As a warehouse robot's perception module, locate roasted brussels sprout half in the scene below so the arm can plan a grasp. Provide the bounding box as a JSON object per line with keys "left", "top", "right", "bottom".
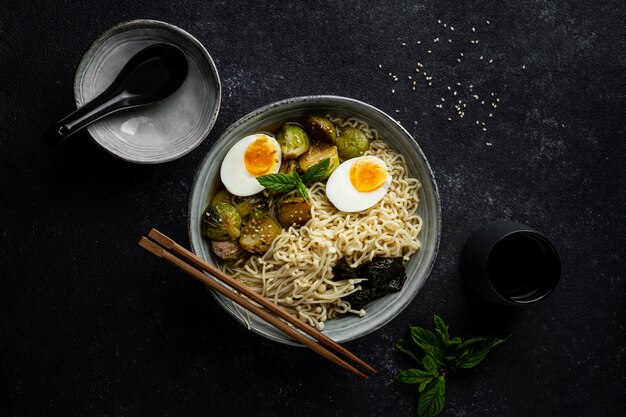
{"left": 201, "top": 201, "right": 242, "bottom": 241}
{"left": 304, "top": 116, "right": 337, "bottom": 145}
{"left": 278, "top": 159, "right": 299, "bottom": 175}
{"left": 239, "top": 212, "right": 282, "bottom": 254}
{"left": 232, "top": 194, "right": 268, "bottom": 218}
{"left": 276, "top": 196, "right": 312, "bottom": 228}
{"left": 336, "top": 127, "right": 370, "bottom": 160}
{"left": 297, "top": 143, "right": 340, "bottom": 180}
{"left": 210, "top": 189, "right": 233, "bottom": 206}
{"left": 211, "top": 239, "right": 246, "bottom": 262}
{"left": 276, "top": 123, "right": 310, "bottom": 159}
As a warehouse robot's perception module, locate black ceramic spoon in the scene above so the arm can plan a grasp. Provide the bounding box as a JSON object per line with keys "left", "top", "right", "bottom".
{"left": 45, "top": 43, "right": 189, "bottom": 145}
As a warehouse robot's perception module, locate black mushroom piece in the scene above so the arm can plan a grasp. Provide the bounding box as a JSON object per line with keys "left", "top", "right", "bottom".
{"left": 304, "top": 116, "right": 337, "bottom": 145}
{"left": 276, "top": 196, "right": 312, "bottom": 228}
{"left": 211, "top": 239, "right": 246, "bottom": 262}
{"left": 201, "top": 191, "right": 242, "bottom": 241}
{"left": 334, "top": 257, "right": 407, "bottom": 310}
{"left": 276, "top": 123, "right": 311, "bottom": 159}
{"left": 297, "top": 142, "right": 340, "bottom": 180}
{"left": 239, "top": 211, "right": 282, "bottom": 254}
{"left": 336, "top": 127, "right": 370, "bottom": 160}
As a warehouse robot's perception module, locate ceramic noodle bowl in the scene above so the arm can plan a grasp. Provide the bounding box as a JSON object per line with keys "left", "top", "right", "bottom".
{"left": 189, "top": 96, "right": 441, "bottom": 345}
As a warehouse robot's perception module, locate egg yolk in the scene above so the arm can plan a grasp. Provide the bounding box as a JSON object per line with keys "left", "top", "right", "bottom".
{"left": 349, "top": 158, "right": 388, "bottom": 192}
{"left": 244, "top": 136, "right": 277, "bottom": 176}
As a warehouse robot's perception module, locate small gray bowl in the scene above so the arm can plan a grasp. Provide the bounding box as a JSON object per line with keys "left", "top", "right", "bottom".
{"left": 74, "top": 19, "right": 221, "bottom": 163}
{"left": 189, "top": 96, "right": 441, "bottom": 345}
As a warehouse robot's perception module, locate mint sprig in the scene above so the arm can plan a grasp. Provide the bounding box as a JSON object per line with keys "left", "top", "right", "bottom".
{"left": 257, "top": 158, "right": 330, "bottom": 200}
{"left": 396, "top": 315, "right": 509, "bottom": 417}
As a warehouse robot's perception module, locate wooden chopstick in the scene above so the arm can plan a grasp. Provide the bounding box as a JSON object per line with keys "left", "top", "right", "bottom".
{"left": 139, "top": 229, "right": 376, "bottom": 378}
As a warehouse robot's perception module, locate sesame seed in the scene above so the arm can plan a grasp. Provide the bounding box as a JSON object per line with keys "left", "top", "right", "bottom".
{"left": 482, "top": 127, "right": 487, "bottom": 131}
{"left": 480, "top": 56, "right": 484, "bottom": 60}
{"left": 489, "top": 59, "right": 493, "bottom": 63}
{"left": 447, "top": 86, "right": 451, "bottom": 90}
{"left": 450, "top": 26, "right": 454, "bottom": 31}
{"left": 448, "top": 117, "right": 452, "bottom": 121}
{"left": 441, "top": 97, "right": 445, "bottom": 102}
{"left": 392, "top": 89, "right": 395, "bottom": 93}
{"left": 486, "top": 20, "right": 491, "bottom": 25}
{"left": 438, "top": 19, "right": 441, "bottom": 24}
{"left": 457, "top": 58, "right": 461, "bottom": 62}
{"left": 448, "top": 39, "right": 452, "bottom": 43}
{"left": 443, "top": 23, "right": 447, "bottom": 28}
{"left": 460, "top": 52, "right": 464, "bottom": 57}
{"left": 417, "top": 40, "right": 422, "bottom": 44}
{"left": 522, "top": 64, "right": 526, "bottom": 69}
{"left": 379, "top": 64, "right": 382, "bottom": 68}
{"left": 427, "top": 50, "right": 432, "bottom": 53}
{"left": 472, "top": 27, "right": 476, "bottom": 32}
{"left": 402, "top": 42, "right": 407, "bottom": 46}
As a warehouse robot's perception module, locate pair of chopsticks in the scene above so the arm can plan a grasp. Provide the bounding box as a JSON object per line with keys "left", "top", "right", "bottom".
{"left": 138, "top": 228, "right": 376, "bottom": 379}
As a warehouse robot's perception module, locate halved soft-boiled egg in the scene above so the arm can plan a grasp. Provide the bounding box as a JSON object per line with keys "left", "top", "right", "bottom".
{"left": 220, "top": 133, "right": 282, "bottom": 196}
{"left": 325, "top": 156, "right": 392, "bottom": 212}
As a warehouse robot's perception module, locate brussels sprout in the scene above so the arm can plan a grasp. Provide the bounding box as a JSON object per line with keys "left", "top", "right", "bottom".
{"left": 278, "top": 159, "right": 299, "bottom": 175}
{"left": 239, "top": 212, "right": 282, "bottom": 254}
{"left": 276, "top": 123, "right": 311, "bottom": 159}
{"left": 297, "top": 143, "right": 340, "bottom": 180}
{"left": 336, "top": 127, "right": 370, "bottom": 160}
{"left": 276, "top": 196, "right": 312, "bottom": 228}
{"left": 201, "top": 202, "right": 242, "bottom": 241}
{"left": 232, "top": 194, "right": 268, "bottom": 218}
{"left": 304, "top": 116, "right": 337, "bottom": 145}
{"left": 211, "top": 239, "right": 246, "bottom": 262}
{"left": 210, "top": 190, "right": 233, "bottom": 206}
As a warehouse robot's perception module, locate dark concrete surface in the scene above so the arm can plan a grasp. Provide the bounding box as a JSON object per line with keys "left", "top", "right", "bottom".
{"left": 1, "top": 1, "right": 624, "bottom": 416}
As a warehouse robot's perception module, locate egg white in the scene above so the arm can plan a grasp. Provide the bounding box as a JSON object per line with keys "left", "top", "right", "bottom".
{"left": 325, "top": 156, "right": 392, "bottom": 212}
{"left": 220, "top": 134, "right": 282, "bottom": 197}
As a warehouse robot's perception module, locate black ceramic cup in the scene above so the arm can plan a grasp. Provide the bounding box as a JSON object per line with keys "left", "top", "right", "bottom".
{"left": 462, "top": 221, "right": 561, "bottom": 306}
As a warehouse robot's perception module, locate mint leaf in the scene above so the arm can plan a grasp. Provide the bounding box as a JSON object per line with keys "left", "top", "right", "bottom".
{"left": 300, "top": 158, "right": 330, "bottom": 184}
{"left": 396, "top": 338, "right": 422, "bottom": 365}
{"left": 457, "top": 336, "right": 508, "bottom": 369}
{"left": 257, "top": 173, "right": 299, "bottom": 193}
{"left": 411, "top": 326, "right": 445, "bottom": 364}
{"left": 418, "top": 377, "right": 446, "bottom": 417}
{"left": 433, "top": 315, "right": 449, "bottom": 345}
{"left": 422, "top": 355, "right": 439, "bottom": 376}
{"left": 397, "top": 369, "right": 434, "bottom": 385}
{"left": 294, "top": 175, "right": 309, "bottom": 200}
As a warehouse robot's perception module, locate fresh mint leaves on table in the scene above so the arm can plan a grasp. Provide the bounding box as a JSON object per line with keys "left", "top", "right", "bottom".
{"left": 257, "top": 158, "right": 330, "bottom": 200}
{"left": 396, "top": 315, "right": 509, "bottom": 417}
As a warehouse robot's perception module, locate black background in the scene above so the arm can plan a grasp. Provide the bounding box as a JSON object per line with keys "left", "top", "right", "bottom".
{"left": 1, "top": 1, "right": 625, "bottom": 416}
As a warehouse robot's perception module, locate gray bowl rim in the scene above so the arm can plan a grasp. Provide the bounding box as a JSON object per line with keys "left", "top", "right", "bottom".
{"left": 188, "top": 95, "right": 441, "bottom": 345}
{"left": 73, "top": 18, "right": 222, "bottom": 164}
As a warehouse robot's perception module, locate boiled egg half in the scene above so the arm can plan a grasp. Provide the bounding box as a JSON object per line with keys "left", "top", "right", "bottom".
{"left": 220, "top": 133, "right": 282, "bottom": 196}
{"left": 325, "top": 156, "right": 392, "bottom": 212}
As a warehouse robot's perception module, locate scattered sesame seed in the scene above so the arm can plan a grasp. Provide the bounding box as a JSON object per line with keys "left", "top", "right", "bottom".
{"left": 480, "top": 56, "right": 484, "bottom": 60}
{"left": 457, "top": 82, "right": 461, "bottom": 86}
{"left": 448, "top": 117, "right": 452, "bottom": 121}
{"left": 441, "top": 97, "right": 445, "bottom": 102}
{"left": 489, "top": 113, "right": 493, "bottom": 117}
{"left": 489, "top": 59, "right": 493, "bottom": 63}
{"left": 402, "top": 42, "right": 407, "bottom": 46}
{"left": 450, "top": 26, "right": 454, "bottom": 31}
{"left": 392, "top": 89, "right": 395, "bottom": 93}
{"left": 453, "top": 91, "right": 457, "bottom": 96}
{"left": 427, "top": 50, "right": 432, "bottom": 53}
{"left": 457, "top": 58, "right": 461, "bottom": 62}
{"left": 472, "top": 27, "right": 476, "bottom": 32}
{"left": 412, "top": 86, "right": 416, "bottom": 90}
{"left": 395, "top": 109, "right": 400, "bottom": 113}
{"left": 408, "top": 75, "right": 412, "bottom": 79}
{"left": 417, "top": 40, "right": 422, "bottom": 44}
{"left": 438, "top": 19, "right": 441, "bottom": 24}
{"left": 443, "top": 23, "right": 447, "bottom": 28}
{"left": 486, "top": 20, "right": 491, "bottom": 25}
{"left": 476, "top": 120, "right": 480, "bottom": 125}
{"left": 448, "top": 39, "right": 452, "bottom": 43}
{"left": 482, "top": 127, "right": 487, "bottom": 131}
{"left": 460, "top": 52, "right": 464, "bottom": 57}
{"left": 522, "top": 64, "right": 526, "bottom": 69}
{"left": 447, "top": 86, "right": 451, "bottom": 90}
{"left": 428, "top": 82, "right": 432, "bottom": 86}
{"left": 379, "top": 64, "right": 382, "bottom": 68}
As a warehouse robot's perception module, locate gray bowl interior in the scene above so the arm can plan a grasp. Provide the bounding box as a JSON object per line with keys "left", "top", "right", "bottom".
{"left": 189, "top": 96, "right": 441, "bottom": 345}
